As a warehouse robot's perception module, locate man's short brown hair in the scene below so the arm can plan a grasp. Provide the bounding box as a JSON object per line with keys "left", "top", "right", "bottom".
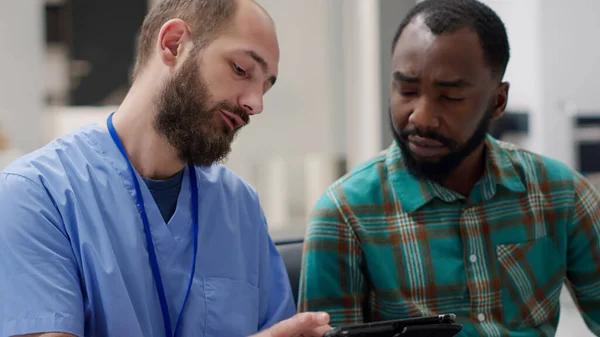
{"left": 132, "top": 0, "right": 237, "bottom": 80}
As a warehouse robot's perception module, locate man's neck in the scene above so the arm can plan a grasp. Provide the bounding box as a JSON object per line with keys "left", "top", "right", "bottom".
{"left": 110, "top": 81, "right": 185, "bottom": 180}
{"left": 440, "top": 143, "right": 487, "bottom": 197}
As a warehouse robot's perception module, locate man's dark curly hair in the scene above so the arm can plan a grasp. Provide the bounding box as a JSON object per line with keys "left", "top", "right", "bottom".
{"left": 392, "top": 0, "right": 510, "bottom": 78}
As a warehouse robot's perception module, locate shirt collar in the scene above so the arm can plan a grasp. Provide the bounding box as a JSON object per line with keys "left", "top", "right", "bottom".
{"left": 387, "top": 135, "right": 526, "bottom": 213}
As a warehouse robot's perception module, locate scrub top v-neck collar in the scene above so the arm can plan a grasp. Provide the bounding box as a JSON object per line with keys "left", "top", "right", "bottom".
{"left": 105, "top": 112, "right": 199, "bottom": 337}
{"left": 102, "top": 126, "right": 194, "bottom": 256}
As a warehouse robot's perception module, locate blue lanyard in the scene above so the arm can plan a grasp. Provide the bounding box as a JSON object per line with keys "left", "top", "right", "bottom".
{"left": 106, "top": 112, "right": 199, "bottom": 337}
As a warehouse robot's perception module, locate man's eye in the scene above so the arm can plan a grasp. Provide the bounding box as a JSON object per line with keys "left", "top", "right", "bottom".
{"left": 442, "top": 95, "right": 465, "bottom": 102}
{"left": 233, "top": 64, "right": 246, "bottom": 76}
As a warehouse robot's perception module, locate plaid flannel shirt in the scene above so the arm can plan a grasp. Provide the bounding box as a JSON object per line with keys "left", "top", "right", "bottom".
{"left": 298, "top": 135, "right": 600, "bottom": 337}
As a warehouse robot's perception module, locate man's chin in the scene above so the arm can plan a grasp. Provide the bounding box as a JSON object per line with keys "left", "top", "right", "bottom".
{"left": 399, "top": 146, "right": 449, "bottom": 180}
{"left": 177, "top": 141, "right": 233, "bottom": 167}
{"left": 187, "top": 153, "right": 230, "bottom": 167}
{"left": 408, "top": 153, "right": 443, "bottom": 165}
{"left": 407, "top": 162, "right": 452, "bottom": 181}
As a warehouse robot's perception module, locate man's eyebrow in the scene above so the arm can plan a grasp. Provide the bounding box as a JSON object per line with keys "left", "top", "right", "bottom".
{"left": 244, "top": 49, "right": 277, "bottom": 86}
{"left": 434, "top": 78, "right": 474, "bottom": 88}
{"left": 393, "top": 71, "right": 473, "bottom": 88}
{"left": 393, "top": 71, "right": 419, "bottom": 83}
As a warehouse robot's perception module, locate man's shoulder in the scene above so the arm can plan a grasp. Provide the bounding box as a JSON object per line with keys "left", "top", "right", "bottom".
{"left": 313, "top": 146, "right": 392, "bottom": 212}
{"left": 198, "top": 163, "right": 260, "bottom": 203}
{"left": 2, "top": 124, "right": 104, "bottom": 186}
{"left": 493, "top": 138, "right": 581, "bottom": 185}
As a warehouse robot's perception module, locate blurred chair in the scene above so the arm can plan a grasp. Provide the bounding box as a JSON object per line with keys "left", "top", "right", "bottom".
{"left": 275, "top": 237, "right": 304, "bottom": 305}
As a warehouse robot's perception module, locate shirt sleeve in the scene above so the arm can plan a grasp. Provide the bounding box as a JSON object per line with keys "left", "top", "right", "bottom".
{"left": 0, "top": 173, "right": 84, "bottom": 337}
{"left": 257, "top": 210, "right": 296, "bottom": 331}
{"left": 565, "top": 173, "right": 600, "bottom": 335}
{"left": 297, "top": 191, "right": 367, "bottom": 326}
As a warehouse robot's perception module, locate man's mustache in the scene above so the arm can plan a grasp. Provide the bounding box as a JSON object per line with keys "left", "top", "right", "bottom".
{"left": 214, "top": 103, "right": 250, "bottom": 125}
{"left": 400, "top": 128, "right": 458, "bottom": 149}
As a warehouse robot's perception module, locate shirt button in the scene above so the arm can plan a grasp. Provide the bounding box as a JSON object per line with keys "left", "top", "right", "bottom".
{"left": 469, "top": 254, "right": 477, "bottom": 263}
{"left": 477, "top": 313, "right": 486, "bottom": 322}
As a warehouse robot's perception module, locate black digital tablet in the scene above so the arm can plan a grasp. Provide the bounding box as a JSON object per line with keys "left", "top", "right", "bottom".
{"left": 322, "top": 314, "right": 463, "bottom": 337}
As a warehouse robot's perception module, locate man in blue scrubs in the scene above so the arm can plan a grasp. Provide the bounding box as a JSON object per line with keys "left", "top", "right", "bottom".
{"left": 0, "top": 0, "right": 331, "bottom": 336}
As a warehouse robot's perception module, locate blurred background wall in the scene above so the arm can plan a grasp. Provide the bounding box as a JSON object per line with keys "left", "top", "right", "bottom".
{"left": 0, "top": 1, "right": 599, "bottom": 334}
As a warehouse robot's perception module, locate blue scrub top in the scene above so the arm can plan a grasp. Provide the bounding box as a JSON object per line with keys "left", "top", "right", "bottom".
{"left": 0, "top": 124, "right": 296, "bottom": 337}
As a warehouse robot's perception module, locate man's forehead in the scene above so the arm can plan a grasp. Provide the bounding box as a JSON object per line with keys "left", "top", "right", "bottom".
{"left": 392, "top": 23, "right": 485, "bottom": 75}
{"left": 394, "top": 21, "right": 479, "bottom": 53}
{"left": 229, "top": 3, "right": 279, "bottom": 64}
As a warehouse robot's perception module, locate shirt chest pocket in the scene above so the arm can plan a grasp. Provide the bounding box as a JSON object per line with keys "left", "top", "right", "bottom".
{"left": 204, "top": 277, "right": 260, "bottom": 337}
{"left": 496, "top": 236, "right": 565, "bottom": 330}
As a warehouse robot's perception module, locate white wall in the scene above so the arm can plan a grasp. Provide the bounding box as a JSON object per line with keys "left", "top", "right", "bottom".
{"left": 539, "top": 1, "right": 600, "bottom": 113}
{"left": 225, "top": 0, "right": 347, "bottom": 227}
{"left": 0, "top": 2, "right": 44, "bottom": 153}
{"left": 342, "top": 0, "right": 382, "bottom": 169}
{"left": 537, "top": 0, "right": 600, "bottom": 169}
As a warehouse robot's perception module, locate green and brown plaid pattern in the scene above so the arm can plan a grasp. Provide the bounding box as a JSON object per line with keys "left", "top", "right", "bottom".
{"left": 298, "top": 135, "right": 600, "bottom": 337}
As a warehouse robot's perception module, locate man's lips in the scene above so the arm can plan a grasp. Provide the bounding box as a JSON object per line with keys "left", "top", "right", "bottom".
{"left": 407, "top": 135, "right": 446, "bottom": 158}
{"left": 220, "top": 110, "right": 246, "bottom": 130}
{"left": 408, "top": 135, "right": 444, "bottom": 147}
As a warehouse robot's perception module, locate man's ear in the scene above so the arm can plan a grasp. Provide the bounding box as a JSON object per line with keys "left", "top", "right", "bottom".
{"left": 491, "top": 81, "right": 510, "bottom": 121}
{"left": 156, "top": 19, "right": 192, "bottom": 68}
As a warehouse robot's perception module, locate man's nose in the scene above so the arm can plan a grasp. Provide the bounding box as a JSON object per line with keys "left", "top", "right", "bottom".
{"left": 408, "top": 97, "right": 440, "bottom": 129}
{"left": 239, "top": 89, "right": 264, "bottom": 115}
